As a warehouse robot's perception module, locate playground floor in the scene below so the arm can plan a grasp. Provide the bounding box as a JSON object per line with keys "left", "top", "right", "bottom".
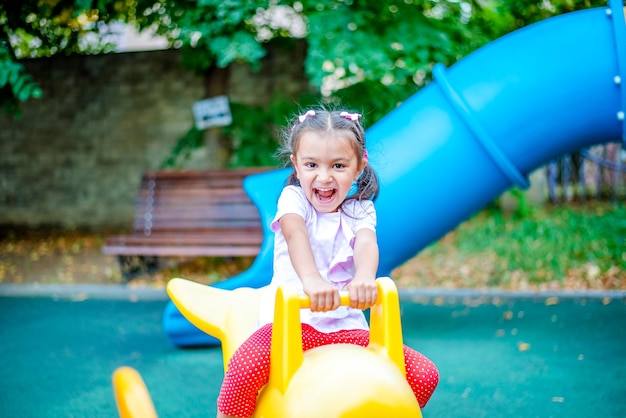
{"left": 1, "top": 285, "right": 625, "bottom": 418}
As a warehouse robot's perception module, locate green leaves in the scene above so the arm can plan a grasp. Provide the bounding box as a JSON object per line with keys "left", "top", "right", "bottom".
{"left": 210, "top": 32, "right": 267, "bottom": 68}
{"left": 171, "top": 0, "right": 273, "bottom": 71}
{"left": 0, "top": 45, "right": 43, "bottom": 116}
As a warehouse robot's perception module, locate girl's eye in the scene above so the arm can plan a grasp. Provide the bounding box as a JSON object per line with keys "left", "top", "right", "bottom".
{"left": 333, "top": 164, "right": 345, "bottom": 169}
{"left": 305, "top": 162, "right": 316, "bottom": 168}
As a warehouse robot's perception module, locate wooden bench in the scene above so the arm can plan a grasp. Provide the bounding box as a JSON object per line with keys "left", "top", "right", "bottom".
{"left": 103, "top": 168, "right": 270, "bottom": 280}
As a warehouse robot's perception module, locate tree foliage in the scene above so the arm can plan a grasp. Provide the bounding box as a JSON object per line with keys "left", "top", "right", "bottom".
{"left": 0, "top": 45, "right": 42, "bottom": 115}
{"left": 2, "top": 0, "right": 607, "bottom": 111}
{"left": 1, "top": 0, "right": 130, "bottom": 115}
{"left": 2, "top": 0, "right": 607, "bottom": 140}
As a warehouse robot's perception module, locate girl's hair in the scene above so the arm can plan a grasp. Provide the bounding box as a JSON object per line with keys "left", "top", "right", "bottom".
{"left": 277, "top": 107, "right": 379, "bottom": 202}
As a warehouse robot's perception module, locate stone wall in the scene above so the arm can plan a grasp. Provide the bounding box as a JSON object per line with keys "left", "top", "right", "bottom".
{"left": 0, "top": 44, "right": 310, "bottom": 229}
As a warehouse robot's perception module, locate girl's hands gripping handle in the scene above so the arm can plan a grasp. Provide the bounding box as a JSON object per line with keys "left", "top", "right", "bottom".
{"left": 300, "top": 280, "right": 378, "bottom": 311}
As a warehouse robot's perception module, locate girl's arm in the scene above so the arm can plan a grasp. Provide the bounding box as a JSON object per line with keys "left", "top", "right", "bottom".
{"left": 279, "top": 213, "right": 341, "bottom": 312}
{"left": 346, "top": 228, "right": 379, "bottom": 310}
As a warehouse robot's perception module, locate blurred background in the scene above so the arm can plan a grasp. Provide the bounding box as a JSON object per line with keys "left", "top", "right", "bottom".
{"left": 0, "top": 0, "right": 623, "bottom": 290}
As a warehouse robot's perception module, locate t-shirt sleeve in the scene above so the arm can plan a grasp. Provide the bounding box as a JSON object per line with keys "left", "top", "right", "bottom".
{"left": 270, "top": 186, "right": 309, "bottom": 232}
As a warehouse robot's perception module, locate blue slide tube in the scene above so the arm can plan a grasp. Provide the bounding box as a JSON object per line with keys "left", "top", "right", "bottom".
{"left": 163, "top": 1, "right": 625, "bottom": 347}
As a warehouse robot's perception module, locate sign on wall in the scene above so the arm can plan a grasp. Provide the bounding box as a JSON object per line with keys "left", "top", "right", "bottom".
{"left": 192, "top": 95, "right": 232, "bottom": 130}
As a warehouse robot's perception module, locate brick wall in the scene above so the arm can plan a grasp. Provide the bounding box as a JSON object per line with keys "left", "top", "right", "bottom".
{"left": 0, "top": 44, "right": 309, "bottom": 229}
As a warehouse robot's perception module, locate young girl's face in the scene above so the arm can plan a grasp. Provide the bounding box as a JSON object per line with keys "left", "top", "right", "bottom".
{"left": 290, "top": 131, "right": 366, "bottom": 213}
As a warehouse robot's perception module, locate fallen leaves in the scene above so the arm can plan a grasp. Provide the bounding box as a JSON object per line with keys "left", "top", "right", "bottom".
{"left": 1, "top": 225, "right": 624, "bottom": 290}
{"left": 0, "top": 227, "right": 255, "bottom": 285}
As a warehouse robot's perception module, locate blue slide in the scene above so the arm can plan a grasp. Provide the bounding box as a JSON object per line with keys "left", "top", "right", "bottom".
{"left": 163, "top": 0, "right": 626, "bottom": 347}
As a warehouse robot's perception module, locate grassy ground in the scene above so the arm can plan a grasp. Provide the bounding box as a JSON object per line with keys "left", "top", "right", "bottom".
{"left": 394, "top": 202, "right": 625, "bottom": 291}
{"left": 1, "top": 202, "right": 624, "bottom": 290}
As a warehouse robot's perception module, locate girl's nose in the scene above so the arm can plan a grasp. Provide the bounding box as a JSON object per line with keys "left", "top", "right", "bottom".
{"left": 318, "top": 168, "right": 333, "bottom": 182}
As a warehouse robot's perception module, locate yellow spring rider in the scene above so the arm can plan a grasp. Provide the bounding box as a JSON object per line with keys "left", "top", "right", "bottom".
{"left": 113, "top": 277, "right": 422, "bottom": 417}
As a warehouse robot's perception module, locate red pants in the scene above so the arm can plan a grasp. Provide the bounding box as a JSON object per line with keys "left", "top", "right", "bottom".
{"left": 218, "top": 323, "right": 439, "bottom": 417}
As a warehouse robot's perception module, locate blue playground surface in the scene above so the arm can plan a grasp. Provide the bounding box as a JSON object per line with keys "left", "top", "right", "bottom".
{"left": 1, "top": 287, "right": 625, "bottom": 417}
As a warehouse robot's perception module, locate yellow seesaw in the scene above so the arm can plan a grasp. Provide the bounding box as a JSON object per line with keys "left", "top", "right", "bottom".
{"left": 113, "top": 277, "right": 422, "bottom": 417}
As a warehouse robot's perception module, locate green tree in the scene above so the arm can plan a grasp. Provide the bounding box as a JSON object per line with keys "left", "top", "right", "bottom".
{"left": 0, "top": 0, "right": 131, "bottom": 115}
{"left": 2, "top": 0, "right": 606, "bottom": 162}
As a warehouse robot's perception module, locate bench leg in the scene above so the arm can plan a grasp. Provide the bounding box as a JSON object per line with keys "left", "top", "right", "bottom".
{"left": 117, "top": 255, "right": 161, "bottom": 281}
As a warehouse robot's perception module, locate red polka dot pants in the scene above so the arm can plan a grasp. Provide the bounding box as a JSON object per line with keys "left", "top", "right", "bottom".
{"left": 217, "top": 324, "right": 439, "bottom": 417}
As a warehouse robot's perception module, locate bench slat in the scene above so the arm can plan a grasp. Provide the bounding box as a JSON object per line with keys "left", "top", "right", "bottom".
{"left": 105, "top": 231, "right": 263, "bottom": 246}
{"left": 103, "top": 245, "right": 262, "bottom": 257}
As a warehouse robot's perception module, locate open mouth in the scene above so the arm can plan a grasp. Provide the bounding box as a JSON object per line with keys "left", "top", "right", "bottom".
{"left": 314, "top": 187, "right": 336, "bottom": 203}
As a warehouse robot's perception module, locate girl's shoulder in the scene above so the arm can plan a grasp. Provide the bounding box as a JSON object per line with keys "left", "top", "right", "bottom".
{"left": 279, "top": 185, "right": 308, "bottom": 206}
{"left": 276, "top": 185, "right": 312, "bottom": 217}
{"left": 282, "top": 184, "right": 304, "bottom": 196}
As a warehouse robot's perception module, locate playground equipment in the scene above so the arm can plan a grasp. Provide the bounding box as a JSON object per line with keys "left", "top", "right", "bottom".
{"left": 112, "top": 366, "right": 158, "bottom": 418}
{"left": 113, "top": 277, "right": 422, "bottom": 417}
{"left": 163, "top": 0, "right": 626, "bottom": 347}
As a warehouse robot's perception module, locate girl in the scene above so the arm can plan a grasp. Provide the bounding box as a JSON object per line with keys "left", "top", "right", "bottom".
{"left": 217, "top": 108, "right": 439, "bottom": 418}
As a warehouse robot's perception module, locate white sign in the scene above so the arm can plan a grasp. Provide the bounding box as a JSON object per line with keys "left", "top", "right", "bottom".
{"left": 192, "top": 95, "right": 232, "bottom": 129}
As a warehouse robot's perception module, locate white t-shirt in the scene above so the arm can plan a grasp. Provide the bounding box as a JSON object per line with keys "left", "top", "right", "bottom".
{"left": 257, "top": 185, "right": 377, "bottom": 332}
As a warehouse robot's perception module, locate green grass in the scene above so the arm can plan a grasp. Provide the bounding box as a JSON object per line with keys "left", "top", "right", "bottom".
{"left": 394, "top": 202, "right": 626, "bottom": 290}
{"left": 464, "top": 203, "right": 624, "bottom": 283}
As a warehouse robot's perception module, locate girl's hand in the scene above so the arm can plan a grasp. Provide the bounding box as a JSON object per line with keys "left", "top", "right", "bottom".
{"left": 303, "top": 277, "right": 341, "bottom": 312}
{"left": 345, "top": 276, "right": 378, "bottom": 310}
